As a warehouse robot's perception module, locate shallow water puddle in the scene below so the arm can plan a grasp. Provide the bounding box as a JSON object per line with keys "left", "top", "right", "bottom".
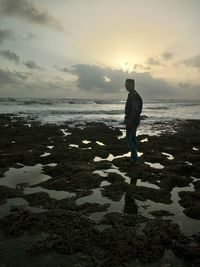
{"left": 82, "top": 140, "right": 91, "bottom": 144}
{"left": 0, "top": 164, "right": 52, "bottom": 188}
{"left": 118, "top": 129, "right": 126, "bottom": 139}
{"left": 23, "top": 186, "right": 76, "bottom": 200}
{"left": 100, "top": 181, "right": 111, "bottom": 186}
{"left": 138, "top": 180, "right": 200, "bottom": 236}
{"left": 94, "top": 166, "right": 131, "bottom": 183}
{"left": 94, "top": 170, "right": 109, "bottom": 178}
{"left": 61, "top": 128, "right": 71, "bottom": 136}
{"left": 76, "top": 172, "right": 199, "bottom": 235}
{"left": 46, "top": 163, "right": 57, "bottom": 167}
{"left": 0, "top": 197, "right": 46, "bottom": 219}
{"left": 94, "top": 152, "right": 143, "bottom": 162}
{"left": 140, "top": 138, "right": 148, "bottom": 143}
{"left": 40, "top": 152, "right": 51, "bottom": 157}
{"left": 145, "top": 162, "right": 164, "bottom": 169}
{"left": 76, "top": 188, "right": 125, "bottom": 221}
{"left": 193, "top": 147, "right": 199, "bottom": 151}
{"left": 136, "top": 179, "right": 160, "bottom": 190}
{"left": 96, "top": 141, "right": 106, "bottom": 146}
{"left": 191, "top": 176, "right": 199, "bottom": 182}
{"left": 185, "top": 161, "right": 193, "bottom": 166}
{"left": 162, "top": 152, "right": 174, "bottom": 160}
{"left": 47, "top": 145, "right": 54, "bottom": 149}
{"left": 82, "top": 140, "right": 92, "bottom": 149}
{"left": 69, "top": 144, "right": 79, "bottom": 148}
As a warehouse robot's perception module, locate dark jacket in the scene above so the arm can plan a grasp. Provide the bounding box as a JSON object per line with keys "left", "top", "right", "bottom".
{"left": 125, "top": 90, "right": 143, "bottom": 124}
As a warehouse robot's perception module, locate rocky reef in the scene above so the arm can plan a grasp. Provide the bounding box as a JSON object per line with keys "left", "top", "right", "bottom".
{"left": 0, "top": 114, "right": 200, "bottom": 266}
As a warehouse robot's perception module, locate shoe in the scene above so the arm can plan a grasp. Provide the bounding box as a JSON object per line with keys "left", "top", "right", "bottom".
{"left": 130, "top": 155, "right": 138, "bottom": 163}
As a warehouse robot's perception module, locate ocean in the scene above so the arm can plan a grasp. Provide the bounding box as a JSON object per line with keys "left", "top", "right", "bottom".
{"left": 0, "top": 97, "right": 200, "bottom": 135}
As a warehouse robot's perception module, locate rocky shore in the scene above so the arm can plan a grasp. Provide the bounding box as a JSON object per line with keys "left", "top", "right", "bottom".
{"left": 0, "top": 114, "right": 200, "bottom": 266}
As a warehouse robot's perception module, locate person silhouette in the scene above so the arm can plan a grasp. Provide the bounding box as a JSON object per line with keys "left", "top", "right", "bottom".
{"left": 124, "top": 79, "right": 143, "bottom": 163}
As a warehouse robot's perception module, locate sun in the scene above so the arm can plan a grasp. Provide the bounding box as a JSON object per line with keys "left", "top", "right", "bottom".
{"left": 117, "top": 56, "right": 134, "bottom": 73}
{"left": 121, "top": 62, "right": 134, "bottom": 73}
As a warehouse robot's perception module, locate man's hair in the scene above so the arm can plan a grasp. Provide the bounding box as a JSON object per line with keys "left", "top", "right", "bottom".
{"left": 126, "top": 79, "right": 135, "bottom": 89}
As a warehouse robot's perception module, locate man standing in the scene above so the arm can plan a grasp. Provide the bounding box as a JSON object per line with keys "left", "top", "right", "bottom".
{"left": 124, "top": 79, "right": 143, "bottom": 163}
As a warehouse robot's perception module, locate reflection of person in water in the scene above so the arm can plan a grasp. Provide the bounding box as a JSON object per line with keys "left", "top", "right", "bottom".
{"left": 124, "top": 178, "right": 138, "bottom": 214}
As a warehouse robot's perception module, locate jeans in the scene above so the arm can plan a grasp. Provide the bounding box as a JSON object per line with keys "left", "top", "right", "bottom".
{"left": 126, "top": 118, "right": 140, "bottom": 161}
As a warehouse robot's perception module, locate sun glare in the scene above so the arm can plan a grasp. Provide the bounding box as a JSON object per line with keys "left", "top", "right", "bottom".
{"left": 118, "top": 56, "right": 134, "bottom": 73}
{"left": 104, "top": 76, "right": 111, "bottom": 82}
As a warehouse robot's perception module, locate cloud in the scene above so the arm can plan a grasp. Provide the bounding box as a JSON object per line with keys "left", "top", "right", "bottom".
{"left": 178, "top": 81, "right": 193, "bottom": 89}
{"left": 69, "top": 64, "right": 178, "bottom": 99}
{"left": 162, "top": 51, "right": 174, "bottom": 61}
{"left": 0, "top": 0, "right": 63, "bottom": 31}
{"left": 134, "top": 64, "right": 151, "bottom": 71}
{"left": 178, "top": 80, "right": 200, "bottom": 98}
{"left": 182, "top": 54, "right": 200, "bottom": 69}
{"left": 0, "top": 65, "right": 199, "bottom": 99}
{"left": 24, "top": 33, "right": 35, "bottom": 41}
{"left": 146, "top": 57, "right": 161, "bottom": 66}
{"left": 0, "top": 68, "right": 27, "bottom": 84}
{"left": 0, "top": 49, "right": 20, "bottom": 64}
{"left": 0, "top": 28, "right": 15, "bottom": 43}
{"left": 54, "top": 65, "right": 70, "bottom": 72}
{"left": 24, "top": 60, "right": 42, "bottom": 70}
{"left": 70, "top": 64, "right": 126, "bottom": 93}
{"left": 0, "top": 67, "right": 76, "bottom": 98}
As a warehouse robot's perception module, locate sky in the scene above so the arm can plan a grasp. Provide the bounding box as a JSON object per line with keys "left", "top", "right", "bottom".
{"left": 0, "top": 0, "right": 199, "bottom": 100}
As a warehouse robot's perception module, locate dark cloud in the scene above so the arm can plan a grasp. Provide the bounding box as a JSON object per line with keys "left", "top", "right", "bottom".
{"left": 0, "top": 49, "right": 20, "bottom": 64}
{"left": 0, "top": 65, "right": 199, "bottom": 99}
{"left": 62, "top": 67, "right": 70, "bottom": 72}
{"left": 24, "top": 60, "right": 42, "bottom": 70}
{"left": 70, "top": 64, "right": 127, "bottom": 93}
{"left": 0, "top": 0, "right": 63, "bottom": 31}
{"left": 178, "top": 81, "right": 200, "bottom": 98}
{"left": 146, "top": 57, "right": 160, "bottom": 66}
{"left": 178, "top": 81, "right": 192, "bottom": 88}
{"left": 0, "top": 28, "right": 15, "bottom": 43}
{"left": 0, "top": 68, "right": 76, "bottom": 98}
{"left": 182, "top": 54, "right": 200, "bottom": 69}
{"left": 54, "top": 65, "right": 69, "bottom": 72}
{"left": 162, "top": 51, "right": 174, "bottom": 61}
{"left": 0, "top": 68, "right": 27, "bottom": 84}
{"left": 0, "top": 69, "right": 16, "bottom": 84}
{"left": 69, "top": 64, "right": 177, "bottom": 98}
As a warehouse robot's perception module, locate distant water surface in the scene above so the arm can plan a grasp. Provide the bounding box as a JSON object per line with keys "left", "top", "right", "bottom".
{"left": 0, "top": 98, "right": 200, "bottom": 134}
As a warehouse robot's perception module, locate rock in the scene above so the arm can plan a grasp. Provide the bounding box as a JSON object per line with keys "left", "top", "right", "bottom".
{"left": 150, "top": 210, "right": 174, "bottom": 218}
{"left": 0, "top": 185, "right": 23, "bottom": 204}
{"left": 101, "top": 181, "right": 128, "bottom": 201}
{"left": 178, "top": 191, "right": 200, "bottom": 219}
{"left": 183, "top": 206, "right": 200, "bottom": 220}
{"left": 105, "top": 172, "right": 125, "bottom": 183}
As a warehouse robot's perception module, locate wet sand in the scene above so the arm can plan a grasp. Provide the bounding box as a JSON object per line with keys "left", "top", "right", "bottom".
{"left": 0, "top": 114, "right": 200, "bottom": 266}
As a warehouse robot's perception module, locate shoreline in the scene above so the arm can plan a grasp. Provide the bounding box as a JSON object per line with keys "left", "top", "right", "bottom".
{"left": 0, "top": 114, "right": 200, "bottom": 266}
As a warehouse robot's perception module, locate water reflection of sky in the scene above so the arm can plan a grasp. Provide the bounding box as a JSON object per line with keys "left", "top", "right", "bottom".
{"left": 1, "top": 161, "right": 199, "bottom": 236}
{"left": 77, "top": 166, "right": 200, "bottom": 236}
